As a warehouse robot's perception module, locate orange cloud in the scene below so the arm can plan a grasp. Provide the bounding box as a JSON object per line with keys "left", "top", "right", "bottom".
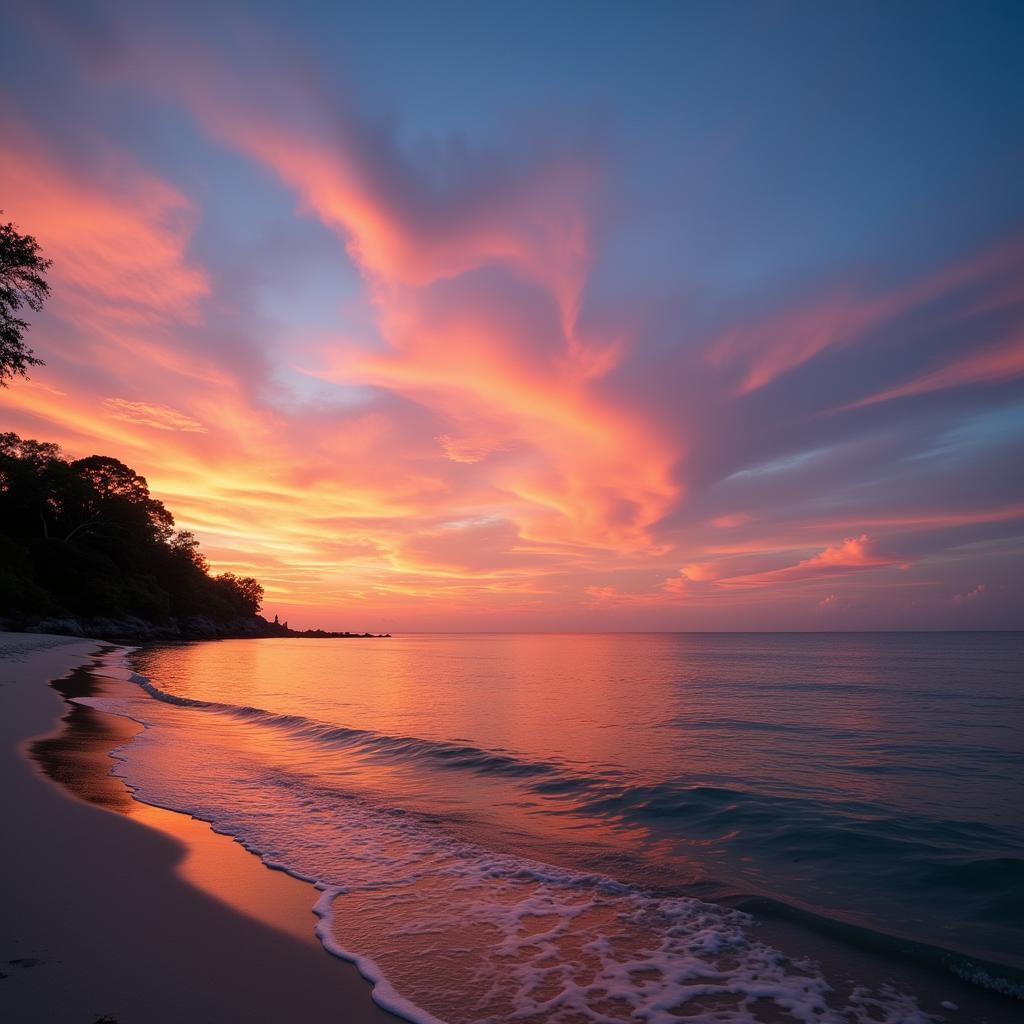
{"left": 803, "top": 534, "right": 884, "bottom": 568}
{"left": 138, "top": 57, "right": 682, "bottom": 555}
{"left": 679, "top": 561, "right": 725, "bottom": 582}
{"left": 2, "top": 26, "right": 1021, "bottom": 632}
{"left": 662, "top": 571, "right": 697, "bottom": 596}
{"left": 345, "top": 313, "right": 678, "bottom": 552}
{"left": 582, "top": 583, "right": 673, "bottom": 607}
{"left": 436, "top": 433, "right": 509, "bottom": 464}
{"left": 103, "top": 399, "right": 207, "bottom": 433}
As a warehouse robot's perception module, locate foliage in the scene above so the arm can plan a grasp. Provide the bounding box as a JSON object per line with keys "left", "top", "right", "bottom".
{"left": 0, "top": 432, "right": 263, "bottom": 622}
{"left": 0, "top": 217, "right": 50, "bottom": 384}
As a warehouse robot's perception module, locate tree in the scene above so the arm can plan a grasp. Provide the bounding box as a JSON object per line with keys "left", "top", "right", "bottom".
{"left": 1, "top": 431, "right": 271, "bottom": 624}
{"left": 215, "top": 572, "right": 264, "bottom": 616}
{"left": 0, "top": 432, "right": 85, "bottom": 539}
{"left": 69, "top": 455, "right": 176, "bottom": 545}
{"left": 169, "top": 530, "right": 210, "bottom": 573}
{"left": 0, "top": 216, "right": 51, "bottom": 384}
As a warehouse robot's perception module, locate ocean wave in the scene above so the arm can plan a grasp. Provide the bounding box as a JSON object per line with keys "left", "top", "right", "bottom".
{"left": 128, "top": 670, "right": 1024, "bottom": 935}
{"left": 118, "top": 664, "right": 1024, "bottom": 1012}
{"left": 102, "top": 706, "right": 946, "bottom": 1023}
{"left": 130, "top": 671, "right": 577, "bottom": 780}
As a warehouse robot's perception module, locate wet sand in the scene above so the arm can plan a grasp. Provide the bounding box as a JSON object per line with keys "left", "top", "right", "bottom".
{"left": 0, "top": 632, "right": 400, "bottom": 1024}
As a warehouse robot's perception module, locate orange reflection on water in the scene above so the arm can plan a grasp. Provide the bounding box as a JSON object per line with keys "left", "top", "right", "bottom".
{"left": 34, "top": 660, "right": 322, "bottom": 947}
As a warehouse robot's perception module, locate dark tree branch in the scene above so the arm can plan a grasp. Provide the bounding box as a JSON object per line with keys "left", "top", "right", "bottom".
{"left": 0, "top": 215, "right": 52, "bottom": 385}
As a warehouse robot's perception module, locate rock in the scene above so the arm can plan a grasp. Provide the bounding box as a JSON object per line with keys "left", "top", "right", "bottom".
{"left": 5, "top": 613, "right": 387, "bottom": 642}
{"left": 29, "top": 617, "right": 85, "bottom": 637}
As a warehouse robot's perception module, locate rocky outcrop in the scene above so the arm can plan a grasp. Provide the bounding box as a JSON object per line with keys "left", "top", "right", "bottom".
{"left": 0, "top": 614, "right": 389, "bottom": 642}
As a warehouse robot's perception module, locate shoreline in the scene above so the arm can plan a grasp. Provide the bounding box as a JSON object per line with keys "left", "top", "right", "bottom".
{"left": 0, "top": 631, "right": 400, "bottom": 1024}
{"left": 0, "top": 616, "right": 391, "bottom": 642}
{"left": 4, "top": 632, "right": 1020, "bottom": 1024}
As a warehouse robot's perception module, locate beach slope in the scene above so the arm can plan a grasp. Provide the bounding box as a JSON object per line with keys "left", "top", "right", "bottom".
{"left": 0, "top": 632, "right": 399, "bottom": 1024}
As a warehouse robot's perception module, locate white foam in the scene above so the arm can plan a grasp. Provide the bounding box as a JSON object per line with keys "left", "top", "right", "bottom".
{"left": 314, "top": 885, "right": 450, "bottom": 1024}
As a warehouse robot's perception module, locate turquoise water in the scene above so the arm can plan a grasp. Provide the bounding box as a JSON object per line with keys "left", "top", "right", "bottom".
{"left": 86, "top": 633, "right": 1024, "bottom": 1022}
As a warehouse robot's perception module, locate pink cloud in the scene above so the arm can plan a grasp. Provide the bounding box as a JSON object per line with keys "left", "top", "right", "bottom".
{"left": 838, "top": 336, "right": 1024, "bottom": 411}
{"left": 705, "top": 290, "right": 880, "bottom": 394}
{"left": 103, "top": 399, "right": 207, "bottom": 433}
{"left": 951, "top": 583, "right": 986, "bottom": 604}
{"left": 680, "top": 561, "right": 726, "bottom": 583}
{"left": 436, "top": 433, "right": 509, "bottom": 464}
{"left": 0, "top": 109, "right": 208, "bottom": 332}
{"left": 697, "top": 535, "right": 901, "bottom": 589}
{"left": 708, "top": 513, "right": 752, "bottom": 529}
{"left": 2, "top": 13, "right": 1022, "bottom": 631}
{"left": 663, "top": 571, "right": 698, "bottom": 596}
{"left": 704, "top": 235, "right": 1024, "bottom": 395}
{"left": 119, "top": 48, "right": 683, "bottom": 554}
{"left": 804, "top": 534, "right": 886, "bottom": 569}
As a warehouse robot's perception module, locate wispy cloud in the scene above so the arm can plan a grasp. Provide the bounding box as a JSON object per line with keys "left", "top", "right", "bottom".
{"left": 103, "top": 398, "right": 207, "bottom": 432}
{"left": 0, "top": 5, "right": 1021, "bottom": 629}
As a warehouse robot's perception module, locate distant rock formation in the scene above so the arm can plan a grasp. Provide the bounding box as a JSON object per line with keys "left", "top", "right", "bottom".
{"left": 0, "top": 613, "right": 389, "bottom": 641}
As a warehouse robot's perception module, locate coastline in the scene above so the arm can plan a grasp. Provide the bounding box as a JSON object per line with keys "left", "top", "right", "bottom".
{"left": 0, "top": 615, "right": 390, "bottom": 642}
{"left": 4, "top": 632, "right": 1020, "bottom": 1024}
{"left": 0, "top": 631, "right": 399, "bottom": 1024}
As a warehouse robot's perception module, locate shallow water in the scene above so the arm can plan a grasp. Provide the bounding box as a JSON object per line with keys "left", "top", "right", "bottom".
{"left": 82, "top": 633, "right": 1024, "bottom": 1023}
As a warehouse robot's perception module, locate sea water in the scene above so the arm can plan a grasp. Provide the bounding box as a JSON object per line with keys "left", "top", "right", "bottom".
{"left": 80, "top": 633, "right": 1024, "bottom": 1023}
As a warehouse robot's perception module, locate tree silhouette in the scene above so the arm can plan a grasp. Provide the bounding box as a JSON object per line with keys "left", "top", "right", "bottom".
{"left": 69, "top": 455, "right": 176, "bottom": 543}
{"left": 1, "top": 432, "right": 264, "bottom": 624}
{"left": 0, "top": 216, "right": 51, "bottom": 384}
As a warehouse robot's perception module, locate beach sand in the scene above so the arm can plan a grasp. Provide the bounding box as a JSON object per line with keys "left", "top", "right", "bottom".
{"left": 0, "top": 632, "right": 399, "bottom": 1024}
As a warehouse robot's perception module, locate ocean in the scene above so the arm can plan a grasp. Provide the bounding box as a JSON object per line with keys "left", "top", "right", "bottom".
{"left": 80, "top": 633, "right": 1024, "bottom": 1023}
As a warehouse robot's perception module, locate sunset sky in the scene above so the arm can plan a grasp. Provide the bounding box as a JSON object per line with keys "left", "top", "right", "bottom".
{"left": 2, "top": 1, "right": 1023, "bottom": 630}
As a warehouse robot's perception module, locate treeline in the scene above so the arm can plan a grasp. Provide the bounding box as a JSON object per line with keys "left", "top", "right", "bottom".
{"left": 0, "top": 432, "right": 263, "bottom": 624}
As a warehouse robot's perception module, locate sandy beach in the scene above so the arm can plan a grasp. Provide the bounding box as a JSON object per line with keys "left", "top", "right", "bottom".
{"left": 0, "top": 632, "right": 398, "bottom": 1024}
